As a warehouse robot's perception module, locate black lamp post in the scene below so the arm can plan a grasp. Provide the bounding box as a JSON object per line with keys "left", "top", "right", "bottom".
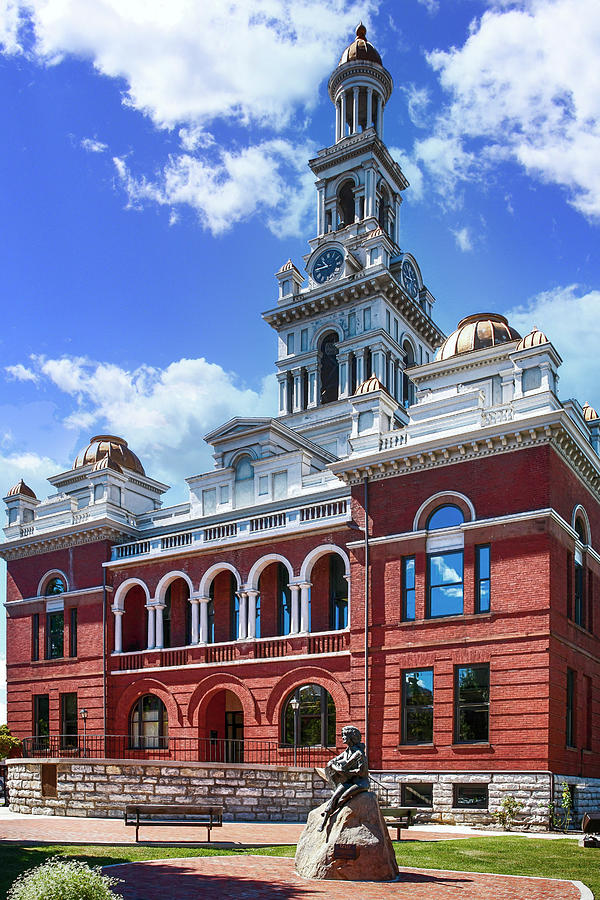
{"left": 290, "top": 696, "right": 300, "bottom": 767}
{"left": 80, "top": 708, "right": 88, "bottom": 757}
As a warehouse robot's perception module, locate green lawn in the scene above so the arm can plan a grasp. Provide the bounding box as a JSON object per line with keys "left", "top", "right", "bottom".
{"left": 0, "top": 837, "right": 595, "bottom": 898}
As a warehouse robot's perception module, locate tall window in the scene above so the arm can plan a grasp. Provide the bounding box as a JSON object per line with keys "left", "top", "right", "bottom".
{"left": 574, "top": 558, "right": 585, "bottom": 627}
{"left": 60, "top": 693, "right": 78, "bottom": 749}
{"left": 402, "top": 556, "right": 416, "bottom": 621}
{"left": 44, "top": 576, "right": 66, "bottom": 596}
{"left": 234, "top": 455, "right": 255, "bottom": 508}
{"left": 402, "top": 670, "right": 433, "bottom": 744}
{"left": 566, "top": 668, "right": 576, "bottom": 748}
{"left": 33, "top": 694, "right": 49, "bottom": 748}
{"left": 584, "top": 675, "right": 592, "bottom": 751}
{"left": 46, "top": 610, "right": 64, "bottom": 659}
{"left": 162, "top": 586, "right": 172, "bottom": 648}
{"left": 428, "top": 552, "right": 463, "bottom": 617}
{"left": 282, "top": 684, "right": 335, "bottom": 747}
{"left": 329, "top": 556, "right": 348, "bottom": 630}
{"left": 402, "top": 340, "right": 415, "bottom": 405}
{"left": 338, "top": 180, "right": 354, "bottom": 226}
{"left": 69, "top": 608, "right": 78, "bottom": 657}
{"left": 475, "top": 545, "right": 491, "bottom": 613}
{"left": 455, "top": 665, "right": 490, "bottom": 743}
{"left": 277, "top": 564, "right": 292, "bottom": 635}
{"left": 427, "top": 504, "right": 465, "bottom": 530}
{"left": 31, "top": 613, "right": 39, "bottom": 661}
{"left": 231, "top": 587, "right": 240, "bottom": 640}
{"left": 319, "top": 332, "right": 339, "bottom": 405}
{"left": 130, "top": 694, "right": 168, "bottom": 750}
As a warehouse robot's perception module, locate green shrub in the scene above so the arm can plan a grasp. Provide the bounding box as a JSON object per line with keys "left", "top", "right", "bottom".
{"left": 493, "top": 795, "right": 525, "bottom": 830}
{"left": 0, "top": 725, "right": 21, "bottom": 759}
{"left": 7, "top": 858, "right": 123, "bottom": 900}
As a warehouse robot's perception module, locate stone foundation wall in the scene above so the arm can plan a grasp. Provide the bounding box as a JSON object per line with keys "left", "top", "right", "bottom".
{"left": 555, "top": 774, "right": 600, "bottom": 820}
{"left": 372, "top": 771, "right": 553, "bottom": 830}
{"left": 6, "top": 759, "right": 330, "bottom": 821}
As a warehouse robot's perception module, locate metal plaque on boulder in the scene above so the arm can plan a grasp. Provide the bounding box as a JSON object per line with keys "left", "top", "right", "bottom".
{"left": 333, "top": 844, "right": 358, "bottom": 860}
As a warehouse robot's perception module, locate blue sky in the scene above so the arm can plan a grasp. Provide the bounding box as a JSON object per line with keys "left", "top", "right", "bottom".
{"left": 1, "top": 0, "right": 599, "bottom": 720}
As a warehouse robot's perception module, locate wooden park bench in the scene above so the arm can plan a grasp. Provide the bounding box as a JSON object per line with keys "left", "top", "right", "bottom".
{"left": 124, "top": 803, "right": 223, "bottom": 843}
{"left": 380, "top": 806, "right": 417, "bottom": 840}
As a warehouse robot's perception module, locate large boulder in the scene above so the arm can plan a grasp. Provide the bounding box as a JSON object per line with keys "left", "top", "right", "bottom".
{"left": 295, "top": 790, "right": 399, "bottom": 881}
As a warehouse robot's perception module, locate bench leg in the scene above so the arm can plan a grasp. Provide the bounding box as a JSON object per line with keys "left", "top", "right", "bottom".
{"left": 207, "top": 826, "right": 211, "bottom": 842}
{"left": 136, "top": 824, "right": 139, "bottom": 843}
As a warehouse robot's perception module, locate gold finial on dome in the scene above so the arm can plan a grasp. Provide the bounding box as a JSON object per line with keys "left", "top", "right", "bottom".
{"left": 356, "top": 22, "right": 367, "bottom": 39}
{"left": 583, "top": 402, "right": 599, "bottom": 422}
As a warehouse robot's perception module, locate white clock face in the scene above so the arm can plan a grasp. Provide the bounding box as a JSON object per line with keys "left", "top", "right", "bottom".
{"left": 402, "top": 260, "right": 419, "bottom": 299}
{"left": 313, "top": 249, "right": 344, "bottom": 284}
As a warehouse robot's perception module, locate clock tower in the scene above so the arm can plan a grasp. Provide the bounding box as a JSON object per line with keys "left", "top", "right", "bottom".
{"left": 262, "top": 24, "right": 445, "bottom": 459}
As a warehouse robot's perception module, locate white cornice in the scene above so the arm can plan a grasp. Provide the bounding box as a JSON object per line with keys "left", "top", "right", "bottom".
{"left": 5, "top": 584, "right": 113, "bottom": 608}
{"left": 0, "top": 524, "right": 130, "bottom": 561}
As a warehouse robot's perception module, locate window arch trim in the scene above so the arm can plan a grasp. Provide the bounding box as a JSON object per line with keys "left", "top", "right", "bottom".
{"left": 572, "top": 504, "right": 591, "bottom": 545}
{"left": 413, "top": 491, "right": 476, "bottom": 532}
{"left": 38, "top": 569, "right": 69, "bottom": 597}
{"left": 129, "top": 693, "right": 169, "bottom": 750}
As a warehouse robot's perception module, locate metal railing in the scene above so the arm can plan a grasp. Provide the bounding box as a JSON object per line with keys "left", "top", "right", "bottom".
{"left": 21, "top": 734, "right": 340, "bottom": 768}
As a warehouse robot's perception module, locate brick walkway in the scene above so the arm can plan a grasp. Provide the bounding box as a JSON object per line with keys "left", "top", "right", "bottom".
{"left": 107, "top": 855, "right": 587, "bottom": 900}
{"left": 0, "top": 808, "right": 474, "bottom": 845}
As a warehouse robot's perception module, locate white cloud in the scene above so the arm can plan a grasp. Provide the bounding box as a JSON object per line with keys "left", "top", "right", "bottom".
{"left": 81, "top": 136, "right": 107, "bottom": 153}
{"left": 389, "top": 146, "right": 424, "bottom": 202}
{"left": 114, "top": 138, "right": 316, "bottom": 236}
{"left": 21, "top": 354, "right": 278, "bottom": 490}
{"left": 505, "top": 285, "right": 600, "bottom": 406}
{"left": 416, "top": 0, "right": 439, "bottom": 15}
{"left": 0, "top": 449, "right": 61, "bottom": 499}
{"left": 1, "top": 1, "right": 377, "bottom": 232}
{"left": 5, "top": 363, "right": 38, "bottom": 383}
{"left": 453, "top": 226, "right": 473, "bottom": 252}
{"left": 3, "top": 0, "right": 373, "bottom": 129}
{"left": 421, "top": 0, "right": 600, "bottom": 219}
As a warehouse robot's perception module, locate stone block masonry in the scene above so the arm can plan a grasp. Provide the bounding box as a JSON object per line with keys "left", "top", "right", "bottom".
{"left": 6, "top": 759, "right": 331, "bottom": 821}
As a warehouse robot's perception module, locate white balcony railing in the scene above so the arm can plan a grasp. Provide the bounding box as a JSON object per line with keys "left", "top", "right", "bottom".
{"left": 111, "top": 498, "right": 350, "bottom": 562}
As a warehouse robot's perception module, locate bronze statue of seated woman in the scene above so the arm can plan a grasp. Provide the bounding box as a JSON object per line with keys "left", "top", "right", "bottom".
{"left": 318, "top": 725, "right": 369, "bottom": 831}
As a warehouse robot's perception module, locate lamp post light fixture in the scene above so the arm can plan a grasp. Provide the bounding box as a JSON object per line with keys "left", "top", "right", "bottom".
{"left": 80, "top": 708, "right": 88, "bottom": 757}
{"left": 290, "top": 696, "right": 300, "bottom": 767}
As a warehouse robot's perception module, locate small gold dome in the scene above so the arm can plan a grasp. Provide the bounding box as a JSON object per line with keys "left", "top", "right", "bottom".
{"left": 583, "top": 402, "right": 599, "bottom": 422}
{"left": 436, "top": 313, "right": 521, "bottom": 361}
{"left": 516, "top": 326, "right": 549, "bottom": 351}
{"left": 354, "top": 375, "right": 388, "bottom": 395}
{"left": 339, "top": 23, "right": 383, "bottom": 66}
{"left": 73, "top": 435, "right": 145, "bottom": 476}
{"left": 6, "top": 479, "right": 37, "bottom": 499}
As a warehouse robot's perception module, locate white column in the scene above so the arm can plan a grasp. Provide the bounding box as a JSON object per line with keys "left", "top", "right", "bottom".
{"left": 340, "top": 91, "right": 347, "bottom": 139}
{"left": 190, "top": 597, "right": 200, "bottom": 644}
{"left": 365, "top": 167, "right": 375, "bottom": 218}
{"left": 355, "top": 348, "right": 365, "bottom": 385}
{"left": 278, "top": 374, "right": 289, "bottom": 415}
{"left": 155, "top": 602, "right": 165, "bottom": 650}
{"left": 395, "top": 198, "right": 401, "bottom": 245}
{"left": 366, "top": 87, "right": 373, "bottom": 129}
{"left": 306, "top": 365, "right": 318, "bottom": 408}
{"left": 299, "top": 582, "right": 311, "bottom": 633}
{"left": 352, "top": 87, "right": 359, "bottom": 134}
{"left": 199, "top": 598, "right": 209, "bottom": 644}
{"left": 338, "top": 351, "right": 350, "bottom": 399}
{"left": 146, "top": 604, "right": 156, "bottom": 650}
{"left": 354, "top": 191, "right": 361, "bottom": 223}
{"left": 237, "top": 591, "right": 248, "bottom": 640}
{"left": 317, "top": 182, "right": 325, "bottom": 236}
{"left": 290, "top": 584, "right": 300, "bottom": 634}
{"left": 247, "top": 590, "right": 259, "bottom": 639}
{"left": 112, "top": 607, "right": 123, "bottom": 653}
{"left": 379, "top": 94, "right": 384, "bottom": 140}
{"left": 293, "top": 368, "right": 303, "bottom": 412}
{"left": 335, "top": 100, "right": 341, "bottom": 142}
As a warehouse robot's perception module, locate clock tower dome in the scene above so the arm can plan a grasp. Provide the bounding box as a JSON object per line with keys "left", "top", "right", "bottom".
{"left": 263, "top": 25, "right": 445, "bottom": 459}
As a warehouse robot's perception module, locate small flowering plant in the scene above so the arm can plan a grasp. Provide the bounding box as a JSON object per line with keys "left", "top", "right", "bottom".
{"left": 8, "top": 857, "right": 123, "bottom": 900}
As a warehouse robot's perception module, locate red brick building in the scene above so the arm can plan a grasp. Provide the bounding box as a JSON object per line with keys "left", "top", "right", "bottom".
{"left": 3, "top": 26, "right": 599, "bottom": 824}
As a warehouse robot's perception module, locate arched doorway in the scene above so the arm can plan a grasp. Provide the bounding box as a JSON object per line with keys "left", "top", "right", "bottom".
{"left": 338, "top": 180, "right": 354, "bottom": 227}
{"left": 204, "top": 689, "right": 244, "bottom": 762}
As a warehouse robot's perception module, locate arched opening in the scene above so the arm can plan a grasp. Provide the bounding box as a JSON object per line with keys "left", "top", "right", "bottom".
{"left": 254, "top": 562, "right": 290, "bottom": 637}
{"left": 402, "top": 340, "right": 416, "bottom": 406}
{"left": 308, "top": 553, "right": 348, "bottom": 632}
{"left": 44, "top": 576, "right": 66, "bottom": 596}
{"left": 319, "top": 332, "right": 339, "bottom": 405}
{"left": 378, "top": 184, "right": 391, "bottom": 235}
{"left": 426, "top": 504, "right": 465, "bottom": 618}
{"left": 575, "top": 517, "right": 587, "bottom": 544}
{"left": 234, "top": 454, "right": 255, "bottom": 508}
{"left": 282, "top": 684, "right": 336, "bottom": 747}
{"left": 426, "top": 504, "right": 465, "bottom": 530}
{"left": 207, "top": 571, "right": 237, "bottom": 642}
{"left": 162, "top": 577, "right": 190, "bottom": 648}
{"left": 338, "top": 180, "right": 355, "bottom": 227}
{"left": 204, "top": 689, "right": 244, "bottom": 762}
{"left": 129, "top": 694, "right": 168, "bottom": 750}
{"left": 121, "top": 584, "right": 148, "bottom": 652}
